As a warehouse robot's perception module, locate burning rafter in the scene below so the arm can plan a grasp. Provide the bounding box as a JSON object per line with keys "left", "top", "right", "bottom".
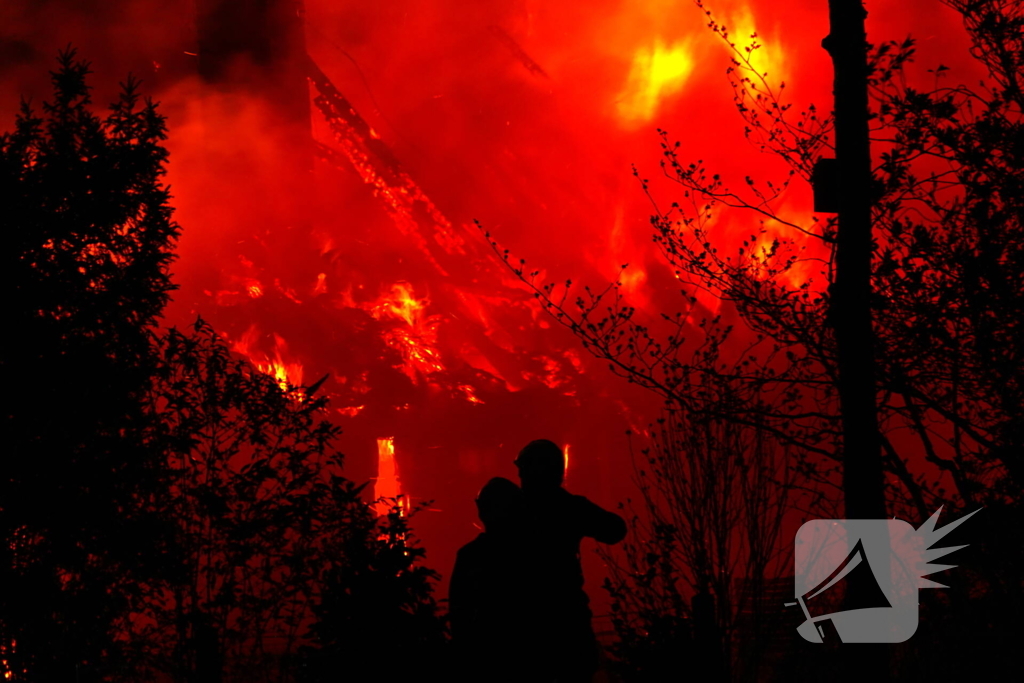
{"left": 305, "top": 57, "right": 465, "bottom": 277}
{"left": 302, "top": 56, "right": 580, "bottom": 400}
{"left": 211, "top": 51, "right": 599, "bottom": 415}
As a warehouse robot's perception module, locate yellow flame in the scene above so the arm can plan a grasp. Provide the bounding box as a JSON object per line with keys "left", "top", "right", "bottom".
{"left": 260, "top": 360, "right": 290, "bottom": 390}
{"left": 726, "top": 4, "right": 785, "bottom": 79}
{"left": 232, "top": 327, "right": 304, "bottom": 396}
{"left": 458, "top": 384, "right": 485, "bottom": 404}
{"left": 617, "top": 38, "right": 694, "bottom": 125}
{"left": 368, "top": 283, "right": 446, "bottom": 380}
{"left": 374, "top": 282, "right": 427, "bottom": 326}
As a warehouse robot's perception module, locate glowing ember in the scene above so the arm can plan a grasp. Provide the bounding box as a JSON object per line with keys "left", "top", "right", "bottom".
{"left": 458, "top": 384, "right": 485, "bottom": 404}
{"left": 336, "top": 405, "right": 365, "bottom": 417}
{"left": 1, "top": 636, "right": 16, "bottom": 681}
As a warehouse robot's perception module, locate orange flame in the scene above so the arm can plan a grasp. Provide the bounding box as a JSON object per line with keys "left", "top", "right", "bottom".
{"left": 367, "top": 283, "right": 446, "bottom": 380}
{"left": 232, "top": 326, "right": 304, "bottom": 394}
{"left": 373, "top": 282, "right": 427, "bottom": 327}
{"left": 337, "top": 405, "right": 365, "bottom": 417}
{"left": 458, "top": 384, "right": 485, "bottom": 404}
{"left": 374, "top": 437, "right": 407, "bottom": 516}
{"left": 313, "top": 272, "right": 328, "bottom": 295}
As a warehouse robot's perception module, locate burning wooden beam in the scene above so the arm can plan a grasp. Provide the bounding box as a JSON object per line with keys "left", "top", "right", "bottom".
{"left": 305, "top": 57, "right": 464, "bottom": 277}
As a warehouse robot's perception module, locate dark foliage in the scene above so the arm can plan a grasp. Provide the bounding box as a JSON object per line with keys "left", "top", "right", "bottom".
{"left": 132, "top": 320, "right": 446, "bottom": 682}
{"left": 296, "top": 504, "right": 448, "bottom": 682}
{"left": 1, "top": 48, "right": 178, "bottom": 681}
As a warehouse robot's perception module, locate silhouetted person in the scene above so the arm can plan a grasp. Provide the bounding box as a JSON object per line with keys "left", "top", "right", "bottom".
{"left": 449, "top": 477, "right": 529, "bottom": 682}
{"left": 515, "top": 439, "right": 627, "bottom": 683}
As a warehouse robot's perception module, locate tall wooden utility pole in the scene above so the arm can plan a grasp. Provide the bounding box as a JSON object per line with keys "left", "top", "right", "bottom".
{"left": 822, "top": 0, "right": 886, "bottom": 522}
{"left": 821, "top": 3, "right": 889, "bottom": 676}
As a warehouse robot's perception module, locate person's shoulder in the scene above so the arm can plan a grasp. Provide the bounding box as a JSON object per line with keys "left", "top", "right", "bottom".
{"left": 567, "top": 492, "right": 602, "bottom": 509}
{"left": 456, "top": 533, "right": 489, "bottom": 557}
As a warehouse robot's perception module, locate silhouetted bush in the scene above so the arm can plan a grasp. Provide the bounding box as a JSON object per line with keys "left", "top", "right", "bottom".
{"left": 130, "top": 320, "right": 447, "bottom": 682}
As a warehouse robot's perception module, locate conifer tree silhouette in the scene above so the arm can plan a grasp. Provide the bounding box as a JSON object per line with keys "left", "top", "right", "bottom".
{"left": 1, "top": 48, "right": 178, "bottom": 681}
